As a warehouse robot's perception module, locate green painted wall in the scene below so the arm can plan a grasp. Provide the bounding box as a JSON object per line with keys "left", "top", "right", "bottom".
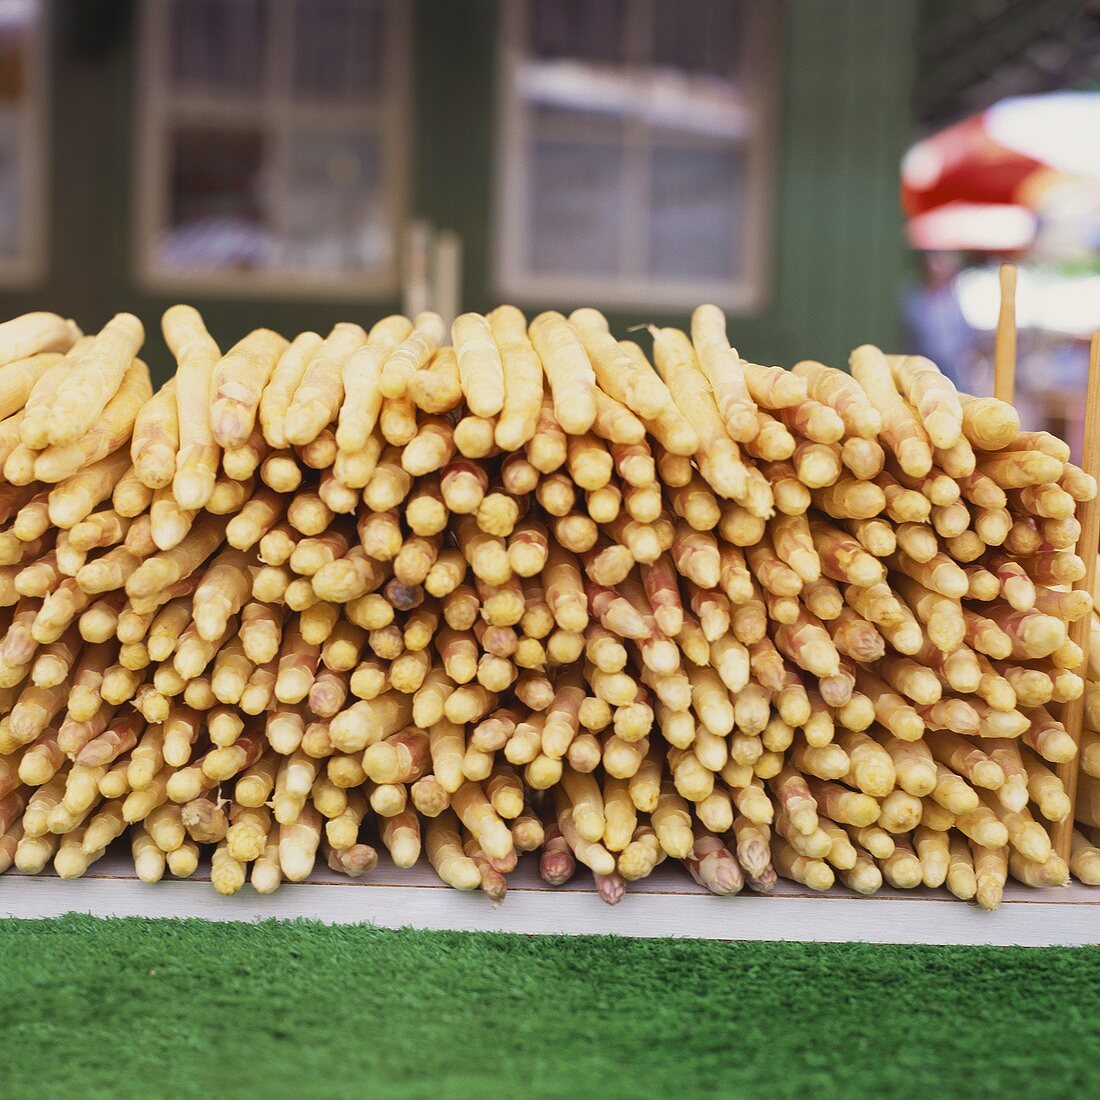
{"left": 765, "top": 0, "right": 916, "bottom": 368}
{"left": 0, "top": 0, "right": 915, "bottom": 383}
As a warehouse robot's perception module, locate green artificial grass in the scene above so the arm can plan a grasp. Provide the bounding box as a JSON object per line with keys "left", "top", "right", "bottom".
{"left": 0, "top": 917, "right": 1096, "bottom": 1099}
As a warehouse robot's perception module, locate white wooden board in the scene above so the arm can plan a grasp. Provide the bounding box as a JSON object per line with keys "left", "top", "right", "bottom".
{"left": 2, "top": 853, "right": 1097, "bottom": 946}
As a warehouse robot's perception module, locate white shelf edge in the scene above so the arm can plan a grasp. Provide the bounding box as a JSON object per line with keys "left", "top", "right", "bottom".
{"left": 3, "top": 855, "right": 1097, "bottom": 947}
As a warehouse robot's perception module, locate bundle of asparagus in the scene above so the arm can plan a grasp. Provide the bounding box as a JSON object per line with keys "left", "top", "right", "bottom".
{"left": 0, "top": 302, "right": 1094, "bottom": 910}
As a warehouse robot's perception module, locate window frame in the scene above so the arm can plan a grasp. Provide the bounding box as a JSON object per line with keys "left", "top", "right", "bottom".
{"left": 492, "top": 0, "right": 781, "bottom": 314}
{"left": 133, "top": 0, "right": 412, "bottom": 300}
{"left": 0, "top": 0, "right": 49, "bottom": 287}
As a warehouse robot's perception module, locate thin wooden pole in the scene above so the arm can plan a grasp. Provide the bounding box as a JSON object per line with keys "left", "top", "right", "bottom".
{"left": 993, "top": 262, "right": 1017, "bottom": 403}
{"left": 1053, "top": 332, "right": 1100, "bottom": 861}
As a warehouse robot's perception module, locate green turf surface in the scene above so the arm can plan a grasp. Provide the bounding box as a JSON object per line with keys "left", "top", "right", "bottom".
{"left": 0, "top": 917, "right": 1096, "bottom": 1099}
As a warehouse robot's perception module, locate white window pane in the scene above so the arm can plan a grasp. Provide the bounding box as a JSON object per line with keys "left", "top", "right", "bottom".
{"left": 142, "top": 0, "right": 408, "bottom": 291}
{"left": 529, "top": 140, "right": 624, "bottom": 277}
{"left": 648, "top": 145, "right": 744, "bottom": 281}
{"left": 159, "top": 124, "right": 273, "bottom": 272}
{"left": 0, "top": 114, "right": 20, "bottom": 257}
{"left": 170, "top": 0, "right": 267, "bottom": 94}
{"left": 652, "top": 0, "right": 745, "bottom": 83}
{"left": 530, "top": 0, "right": 626, "bottom": 64}
{"left": 292, "top": 0, "right": 387, "bottom": 100}
{"left": 283, "top": 130, "right": 390, "bottom": 273}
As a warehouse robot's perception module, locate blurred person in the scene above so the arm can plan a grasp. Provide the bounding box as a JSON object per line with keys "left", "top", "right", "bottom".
{"left": 902, "top": 251, "right": 976, "bottom": 387}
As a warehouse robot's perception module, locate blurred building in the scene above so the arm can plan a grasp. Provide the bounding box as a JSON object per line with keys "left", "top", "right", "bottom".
{"left": 0, "top": 0, "right": 922, "bottom": 379}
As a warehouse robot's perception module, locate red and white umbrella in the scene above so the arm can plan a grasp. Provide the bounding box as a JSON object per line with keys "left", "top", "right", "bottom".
{"left": 901, "top": 92, "right": 1100, "bottom": 251}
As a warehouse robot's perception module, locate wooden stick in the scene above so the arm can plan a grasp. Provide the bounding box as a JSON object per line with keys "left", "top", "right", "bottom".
{"left": 1053, "top": 331, "right": 1100, "bottom": 861}
{"left": 993, "top": 262, "right": 1017, "bottom": 404}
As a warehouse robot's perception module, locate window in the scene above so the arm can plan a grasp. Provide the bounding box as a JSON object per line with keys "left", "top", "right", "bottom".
{"left": 494, "top": 0, "right": 780, "bottom": 312}
{"left": 135, "top": 0, "right": 410, "bottom": 297}
{"left": 0, "top": 0, "right": 47, "bottom": 284}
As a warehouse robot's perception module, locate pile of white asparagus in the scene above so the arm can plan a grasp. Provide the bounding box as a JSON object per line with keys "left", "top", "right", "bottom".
{"left": 0, "top": 305, "right": 1096, "bottom": 907}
